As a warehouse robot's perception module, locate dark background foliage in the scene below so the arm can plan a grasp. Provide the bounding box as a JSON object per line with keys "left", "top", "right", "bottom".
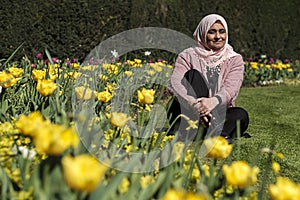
{"left": 0, "top": 0, "right": 299, "bottom": 61}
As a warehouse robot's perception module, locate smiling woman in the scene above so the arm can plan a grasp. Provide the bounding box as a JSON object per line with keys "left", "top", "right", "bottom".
{"left": 168, "top": 14, "right": 250, "bottom": 144}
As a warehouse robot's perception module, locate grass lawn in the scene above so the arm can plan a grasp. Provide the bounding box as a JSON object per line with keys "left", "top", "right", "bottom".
{"left": 232, "top": 84, "right": 300, "bottom": 197}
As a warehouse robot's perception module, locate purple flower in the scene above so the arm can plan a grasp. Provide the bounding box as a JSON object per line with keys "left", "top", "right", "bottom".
{"left": 284, "top": 59, "right": 289, "bottom": 63}
{"left": 36, "top": 53, "right": 43, "bottom": 59}
{"left": 157, "top": 58, "right": 164, "bottom": 62}
{"left": 268, "top": 57, "right": 275, "bottom": 64}
{"left": 44, "top": 59, "right": 49, "bottom": 65}
{"left": 66, "top": 60, "right": 71, "bottom": 66}
{"left": 248, "top": 57, "right": 253, "bottom": 62}
{"left": 52, "top": 57, "right": 59, "bottom": 63}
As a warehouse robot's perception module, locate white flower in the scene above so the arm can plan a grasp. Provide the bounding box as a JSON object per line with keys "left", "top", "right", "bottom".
{"left": 0, "top": 86, "right": 2, "bottom": 94}
{"left": 260, "top": 54, "right": 267, "bottom": 59}
{"left": 144, "top": 51, "right": 151, "bottom": 56}
{"left": 18, "top": 146, "right": 37, "bottom": 160}
{"left": 111, "top": 49, "right": 119, "bottom": 58}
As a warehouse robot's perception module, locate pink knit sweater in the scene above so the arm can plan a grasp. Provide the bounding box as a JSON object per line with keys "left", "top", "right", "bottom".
{"left": 170, "top": 47, "right": 244, "bottom": 108}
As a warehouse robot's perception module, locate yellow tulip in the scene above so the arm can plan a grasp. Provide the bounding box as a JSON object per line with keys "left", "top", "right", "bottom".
{"left": 110, "top": 112, "right": 130, "bottom": 128}
{"left": 140, "top": 175, "right": 155, "bottom": 189}
{"left": 203, "top": 136, "right": 232, "bottom": 159}
{"left": 269, "top": 177, "right": 300, "bottom": 200}
{"left": 15, "top": 111, "right": 47, "bottom": 137}
{"left": 118, "top": 177, "right": 130, "bottom": 194}
{"left": 96, "top": 90, "right": 112, "bottom": 103}
{"left": 8, "top": 66, "right": 24, "bottom": 77}
{"left": 62, "top": 154, "right": 107, "bottom": 192}
{"left": 0, "top": 71, "right": 21, "bottom": 88}
{"left": 162, "top": 189, "right": 209, "bottom": 200}
{"left": 137, "top": 88, "right": 155, "bottom": 105}
{"left": 31, "top": 69, "right": 46, "bottom": 81}
{"left": 36, "top": 79, "right": 57, "bottom": 96}
{"left": 222, "top": 161, "right": 259, "bottom": 188}
{"left": 75, "top": 86, "right": 95, "bottom": 100}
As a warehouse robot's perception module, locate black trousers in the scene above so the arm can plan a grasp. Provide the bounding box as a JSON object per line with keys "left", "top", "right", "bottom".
{"left": 168, "top": 69, "right": 249, "bottom": 139}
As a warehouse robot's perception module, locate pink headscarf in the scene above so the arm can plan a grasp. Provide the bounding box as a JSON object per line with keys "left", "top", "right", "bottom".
{"left": 193, "top": 14, "right": 238, "bottom": 67}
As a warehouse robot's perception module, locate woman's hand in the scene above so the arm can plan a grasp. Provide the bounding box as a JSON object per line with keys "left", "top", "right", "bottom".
{"left": 197, "top": 97, "right": 219, "bottom": 116}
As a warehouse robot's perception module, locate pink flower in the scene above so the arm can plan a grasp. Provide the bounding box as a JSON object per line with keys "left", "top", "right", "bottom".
{"left": 31, "top": 64, "right": 36, "bottom": 68}
{"left": 36, "top": 53, "right": 43, "bottom": 59}
{"left": 52, "top": 57, "right": 59, "bottom": 63}
{"left": 66, "top": 60, "right": 71, "bottom": 66}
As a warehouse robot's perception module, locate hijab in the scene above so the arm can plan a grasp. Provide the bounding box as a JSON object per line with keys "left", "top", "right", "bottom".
{"left": 193, "top": 14, "right": 238, "bottom": 67}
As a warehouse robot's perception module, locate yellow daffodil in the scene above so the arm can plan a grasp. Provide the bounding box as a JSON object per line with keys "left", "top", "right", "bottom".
{"left": 186, "top": 119, "right": 198, "bottom": 131}
{"left": 110, "top": 112, "right": 130, "bottom": 128}
{"left": 62, "top": 154, "right": 107, "bottom": 192}
{"left": 36, "top": 79, "right": 57, "bottom": 96}
{"left": 222, "top": 161, "right": 259, "bottom": 188}
{"left": 137, "top": 88, "right": 155, "bottom": 105}
{"left": 203, "top": 136, "right": 232, "bottom": 159}
{"left": 268, "top": 177, "right": 300, "bottom": 200}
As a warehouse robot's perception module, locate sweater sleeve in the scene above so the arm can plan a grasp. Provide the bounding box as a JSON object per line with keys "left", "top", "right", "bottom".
{"left": 214, "top": 55, "right": 244, "bottom": 107}
{"left": 170, "top": 50, "right": 196, "bottom": 106}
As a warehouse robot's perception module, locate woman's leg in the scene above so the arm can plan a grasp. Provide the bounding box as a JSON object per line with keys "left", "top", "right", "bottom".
{"left": 167, "top": 69, "right": 209, "bottom": 138}
{"left": 222, "top": 107, "right": 249, "bottom": 138}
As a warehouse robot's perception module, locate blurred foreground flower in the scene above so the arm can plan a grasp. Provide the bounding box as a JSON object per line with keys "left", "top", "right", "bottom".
{"left": 222, "top": 161, "right": 259, "bottom": 188}
{"left": 203, "top": 136, "right": 232, "bottom": 159}
{"left": 16, "top": 111, "right": 79, "bottom": 155}
{"left": 162, "top": 189, "right": 210, "bottom": 200}
{"left": 62, "top": 154, "right": 108, "bottom": 192}
{"left": 268, "top": 177, "right": 300, "bottom": 200}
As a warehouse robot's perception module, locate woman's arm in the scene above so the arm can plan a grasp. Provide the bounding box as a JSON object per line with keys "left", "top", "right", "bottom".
{"left": 170, "top": 50, "right": 197, "bottom": 106}
{"left": 214, "top": 55, "right": 244, "bottom": 107}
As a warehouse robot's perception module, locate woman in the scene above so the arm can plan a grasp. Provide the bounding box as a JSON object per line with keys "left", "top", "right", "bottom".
{"left": 168, "top": 14, "right": 250, "bottom": 143}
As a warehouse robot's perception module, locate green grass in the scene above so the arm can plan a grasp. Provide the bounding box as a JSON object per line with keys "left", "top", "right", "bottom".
{"left": 232, "top": 85, "right": 300, "bottom": 197}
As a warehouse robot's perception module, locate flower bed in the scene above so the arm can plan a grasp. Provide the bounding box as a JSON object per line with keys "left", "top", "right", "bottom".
{"left": 0, "top": 52, "right": 299, "bottom": 199}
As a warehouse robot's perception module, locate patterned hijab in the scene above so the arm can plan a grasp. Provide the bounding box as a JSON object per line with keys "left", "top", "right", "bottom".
{"left": 193, "top": 14, "right": 238, "bottom": 67}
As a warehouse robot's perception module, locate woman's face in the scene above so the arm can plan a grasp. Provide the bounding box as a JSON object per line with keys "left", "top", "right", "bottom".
{"left": 206, "top": 21, "right": 226, "bottom": 51}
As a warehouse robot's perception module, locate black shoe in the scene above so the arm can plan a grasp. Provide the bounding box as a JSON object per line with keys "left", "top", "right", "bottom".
{"left": 241, "top": 132, "right": 252, "bottom": 138}
{"left": 220, "top": 132, "right": 232, "bottom": 144}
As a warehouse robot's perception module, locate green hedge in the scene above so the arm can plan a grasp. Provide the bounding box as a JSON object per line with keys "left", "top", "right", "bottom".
{"left": 0, "top": 0, "right": 299, "bottom": 62}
